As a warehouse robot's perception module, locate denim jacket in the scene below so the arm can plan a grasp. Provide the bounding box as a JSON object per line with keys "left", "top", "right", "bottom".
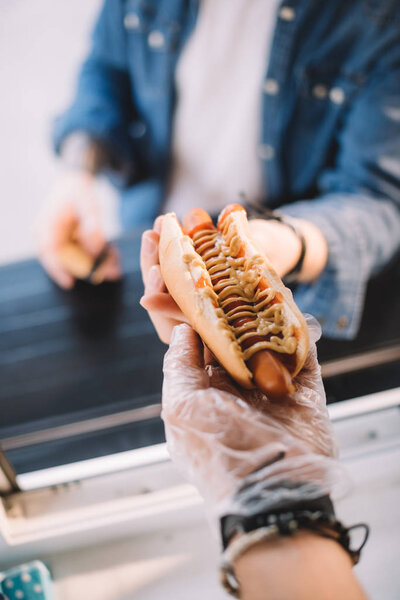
{"left": 53, "top": 0, "right": 400, "bottom": 339}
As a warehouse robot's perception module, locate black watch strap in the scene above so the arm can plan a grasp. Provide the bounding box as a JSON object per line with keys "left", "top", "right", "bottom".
{"left": 243, "top": 201, "right": 306, "bottom": 283}
{"left": 283, "top": 226, "right": 307, "bottom": 284}
{"left": 221, "top": 493, "right": 335, "bottom": 550}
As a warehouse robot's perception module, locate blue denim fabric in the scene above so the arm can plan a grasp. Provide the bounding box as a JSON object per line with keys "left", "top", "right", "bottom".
{"left": 53, "top": 0, "right": 400, "bottom": 339}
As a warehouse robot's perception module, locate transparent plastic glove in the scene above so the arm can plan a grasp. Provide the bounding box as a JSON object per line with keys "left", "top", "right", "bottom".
{"left": 162, "top": 318, "right": 348, "bottom": 522}
{"left": 37, "top": 170, "right": 121, "bottom": 288}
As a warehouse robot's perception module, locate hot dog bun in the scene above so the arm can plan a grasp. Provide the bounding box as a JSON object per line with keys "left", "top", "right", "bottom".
{"left": 159, "top": 213, "right": 253, "bottom": 388}
{"left": 159, "top": 205, "right": 309, "bottom": 395}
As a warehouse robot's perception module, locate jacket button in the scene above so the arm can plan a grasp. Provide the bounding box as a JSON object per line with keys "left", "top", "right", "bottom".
{"left": 336, "top": 316, "right": 349, "bottom": 329}
{"left": 329, "top": 87, "right": 345, "bottom": 105}
{"left": 263, "top": 78, "right": 279, "bottom": 95}
{"left": 148, "top": 30, "right": 165, "bottom": 49}
{"left": 124, "top": 13, "right": 140, "bottom": 30}
{"left": 258, "top": 144, "right": 275, "bottom": 160}
{"left": 312, "top": 84, "right": 328, "bottom": 99}
{"left": 279, "top": 6, "right": 296, "bottom": 21}
{"left": 130, "top": 121, "right": 147, "bottom": 138}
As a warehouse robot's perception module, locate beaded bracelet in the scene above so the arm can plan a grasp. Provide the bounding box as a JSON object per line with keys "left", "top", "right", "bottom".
{"left": 220, "top": 510, "right": 369, "bottom": 598}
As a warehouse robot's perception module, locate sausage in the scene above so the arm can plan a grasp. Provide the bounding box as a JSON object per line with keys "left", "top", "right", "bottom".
{"left": 182, "top": 208, "right": 294, "bottom": 398}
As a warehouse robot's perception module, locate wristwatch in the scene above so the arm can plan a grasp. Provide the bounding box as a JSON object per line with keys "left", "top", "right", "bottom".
{"left": 243, "top": 201, "right": 307, "bottom": 284}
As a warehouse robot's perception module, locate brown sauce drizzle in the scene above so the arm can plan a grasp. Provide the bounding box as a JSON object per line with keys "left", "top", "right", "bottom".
{"left": 190, "top": 219, "right": 297, "bottom": 361}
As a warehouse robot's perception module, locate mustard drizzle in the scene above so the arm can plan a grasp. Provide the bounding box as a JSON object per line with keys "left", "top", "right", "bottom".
{"left": 191, "top": 220, "right": 297, "bottom": 360}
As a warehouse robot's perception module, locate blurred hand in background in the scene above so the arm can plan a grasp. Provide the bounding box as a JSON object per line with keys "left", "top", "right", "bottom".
{"left": 37, "top": 170, "right": 121, "bottom": 288}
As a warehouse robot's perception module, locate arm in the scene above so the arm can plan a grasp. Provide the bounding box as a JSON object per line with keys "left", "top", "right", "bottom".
{"left": 53, "top": 0, "right": 135, "bottom": 167}
{"left": 251, "top": 61, "right": 400, "bottom": 339}
{"left": 38, "top": 1, "right": 130, "bottom": 287}
{"left": 140, "top": 229, "right": 369, "bottom": 597}
{"left": 161, "top": 323, "right": 369, "bottom": 599}
{"left": 236, "top": 532, "right": 367, "bottom": 600}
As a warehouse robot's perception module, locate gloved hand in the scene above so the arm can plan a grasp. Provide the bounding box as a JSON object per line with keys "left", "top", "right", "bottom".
{"left": 37, "top": 171, "right": 121, "bottom": 288}
{"left": 162, "top": 320, "right": 347, "bottom": 521}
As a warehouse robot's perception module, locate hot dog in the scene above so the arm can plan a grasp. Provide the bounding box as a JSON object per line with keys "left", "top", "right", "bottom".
{"left": 57, "top": 225, "right": 111, "bottom": 285}
{"left": 159, "top": 204, "right": 309, "bottom": 398}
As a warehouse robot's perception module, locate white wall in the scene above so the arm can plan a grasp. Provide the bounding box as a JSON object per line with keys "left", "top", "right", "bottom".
{"left": 0, "top": 0, "right": 103, "bottom": 264}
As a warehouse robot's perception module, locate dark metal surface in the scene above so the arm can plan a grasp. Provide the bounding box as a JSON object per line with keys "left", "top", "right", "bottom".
{"left": 0, "top": 232, "right": 165, "bottom": 438}
{"left": 0, "top": 230, "right": 399, "bottom": 477}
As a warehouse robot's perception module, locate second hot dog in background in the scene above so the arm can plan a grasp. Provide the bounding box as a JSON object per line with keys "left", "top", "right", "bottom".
{"left": 159, "top": 204, "right": 309, "bottom": 398}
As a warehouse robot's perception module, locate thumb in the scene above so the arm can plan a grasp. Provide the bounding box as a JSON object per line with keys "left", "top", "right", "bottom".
{"left": 75, "top": 182, "right": 106, "bottom": 257}
{"left": 78, "top": 213, "right": 106, "bottom": 257}
{"left": 162, "top": 324, "right": 209, "bottom": 410}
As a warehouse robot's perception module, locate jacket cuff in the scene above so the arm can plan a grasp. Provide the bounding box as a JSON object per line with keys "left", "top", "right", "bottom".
{"left": 52, "top": 107, "right": 136, "bottom": 167}
{"left": 60, "top": 132, "right": 97, "bottom": 170}
{"left": 280, "top": 200, "right": 370, "bottom": 339}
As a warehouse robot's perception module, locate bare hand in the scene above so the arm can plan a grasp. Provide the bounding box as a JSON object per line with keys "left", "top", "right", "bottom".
{"left": 140, "top": 216, "right": 188, "bottom": 343}
{"left": 37, "top": 171, "right": 121, "bottom": 288}
{"left": 248, "top": 218, "right": 328, "bottom": 282}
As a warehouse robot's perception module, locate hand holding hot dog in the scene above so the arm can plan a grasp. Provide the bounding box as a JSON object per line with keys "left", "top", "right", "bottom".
{"left": 140, "top": 210, "right": 327, "bottom": 348}
{"left": 37, "top": 171, "right": 121, "bottom": 288}
{"left": 162, "top": 322, "right": 345, "bottom": 518}
{"left": 140, "top": 216, "right": 189, "bottom": 344}
{"left": 141, "top": 205, "right": 311, "bottom": 397}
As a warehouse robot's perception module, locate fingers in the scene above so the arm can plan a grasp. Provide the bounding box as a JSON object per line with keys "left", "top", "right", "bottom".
{"left": 39, "top": 250, "right": 75, "bottom": 289}
{"left": 203, "top": 345, "right": 218, "bottom": 366}
{"left": 140, "top": 217, "right": 189, "bottom": 344}
{"left": 304, "top": 313, "right": 322, "bottom": 345}
{"left": 144, "top": 264, "right": 164, "bottom": 293}
{"left": 280, "top": 313, "right": 323, "bottom": 404}
{"left": 39, "top": 208, "right": 78, "bottom": 288}
{"left": 140, "top": 263, "right": 181, "bottom": 343}
{"left": 90, "top": 245, "right": 122, "bottom": 284}
{"left": 298, "top": 342, "right": 323, "bottom": 390}
{"left": 78, "top": 223, "right": 106, "bottom": 258}
{"left": 140, "top": 290, "right": 188, "bottom": 322}
{"left": 76, "top": 193, "right": 106, "bottom": 258}
{"left": 37, "top": 172, "right": 115, "bottom": 289}
{"left": 163, "top": 324, "right": 208, "bottom": 399}
{"left": 154, "top": 215, "right": 164, "bottom": 234}
{"left": 140, "top": 230, "right": 161, "bottom": 287}
{"left": 101, "top": 245, "right": 122, "bottom": 281}
{"left": 293, "top": 314, "right": 323, "bottom": 395}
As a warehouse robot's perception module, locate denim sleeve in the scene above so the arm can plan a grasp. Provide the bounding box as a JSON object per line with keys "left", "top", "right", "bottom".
{"left": 53, "top": 0, "right": 134, "bottom": 161}
{"left": 280, "top": 68, "right": 400, "bottom": 339}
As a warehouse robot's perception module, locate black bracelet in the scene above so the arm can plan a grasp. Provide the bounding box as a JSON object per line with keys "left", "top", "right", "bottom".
{"left": 243, "top": 201, "right": 307, "bottom": 284}
{"left": 221, "top": 508, "right": 369, "bottom": 566}
{"left": 220, "top": 477, "right": 369, "bottom": 565}
{"left": 221, "top": 492, "right": 335, "bottom": 550}
{"left": 283, "top": 225, "right": 307, "bottom": 284}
